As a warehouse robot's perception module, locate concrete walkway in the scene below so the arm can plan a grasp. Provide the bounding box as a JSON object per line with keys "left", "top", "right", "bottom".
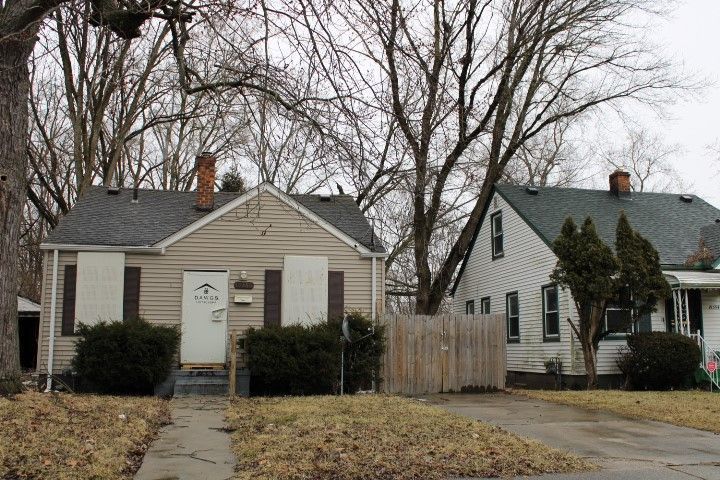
{"left": 134, "top": 396, "right": 236, "bottom": 480}
{"left": 426, "top": 393, "right": 720, "bottom": 480}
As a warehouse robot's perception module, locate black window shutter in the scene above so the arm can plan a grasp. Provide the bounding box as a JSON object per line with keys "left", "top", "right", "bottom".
{"left": 123, "top": 266, "right": 141, "bottom": 320}
{"left": 638, "top": 311, "right": 652, "bottom": 333}
{"left": 328, "top": 271, "right": 345, "bottom": 322}
{"left": 61, "top": 265, "right": 77, "bottom": 335}
{"left": 264, "top": 270, "right": 282, "bottom": 327}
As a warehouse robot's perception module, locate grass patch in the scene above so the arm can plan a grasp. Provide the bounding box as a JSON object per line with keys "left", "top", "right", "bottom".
{"left": 226, "top": 395, "right": 593, "bottom": 479}
{"left": 516, "top": 389, "right": 720, "bottom": 434}
{"left": 0, "top": 392, "right": 170, "bottom": 479}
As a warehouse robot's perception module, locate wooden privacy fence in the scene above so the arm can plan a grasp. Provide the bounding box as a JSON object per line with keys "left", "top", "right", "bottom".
{"left": 380, "top": 314, "right": 506, "bottom": 394}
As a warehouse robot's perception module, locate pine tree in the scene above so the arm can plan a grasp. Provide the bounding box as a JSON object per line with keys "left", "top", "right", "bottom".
{"left": 551, "top": 212, "right": 670, "bottom": 389}
{"left": 551, "top": 217, "right": 617, "bottom": 389}
{"left": 616, "top": 211, "right": 670, "bottom": 323}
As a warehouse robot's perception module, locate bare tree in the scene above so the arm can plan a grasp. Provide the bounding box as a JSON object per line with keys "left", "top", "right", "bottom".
{"left": 600, "top": 125, "right": 685, "bottom": 192}
{"left": 295, "top": 0, "right": 684, "bottom": 313}
{"left": 502, "top": 118, "right": 592, "bottom": 187}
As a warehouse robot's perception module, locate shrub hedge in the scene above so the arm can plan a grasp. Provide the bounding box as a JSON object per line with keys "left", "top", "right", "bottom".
{"left": 246, "top": 311, "right": 385, "bottom": 395}
{"left": 617, "top": 331, "right": 701, "bottom": 390}
{"left": 72, "top": 318, "right": 180, "bottom": 394}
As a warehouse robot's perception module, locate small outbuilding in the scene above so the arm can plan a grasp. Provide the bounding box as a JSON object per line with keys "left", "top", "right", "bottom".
{"left": 18, "top": 296, "right": 40, "bottom": 370}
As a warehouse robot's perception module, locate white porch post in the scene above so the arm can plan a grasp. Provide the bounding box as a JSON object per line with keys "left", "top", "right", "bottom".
{"left": 683, "top": 289, "right": 690, "bottom": 336}
{"left": 672, "top": 289, "right": 680, "bottom": 334}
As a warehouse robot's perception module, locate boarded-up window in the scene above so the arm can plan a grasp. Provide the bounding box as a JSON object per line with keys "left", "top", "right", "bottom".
{"left": 123, "top": 267, "right": 141, "bottom": 320}
{"left": 328, "top": 271, "right": 344, "bottom": 321}
{"left": 75, "top": 252, "right": 125, "bottom": 326}
{"left": 281, "top": 256, "right": 328, "bottom": 325}
{"left": 61, "top": 265, "right": 77, "bottom": 335}
{"left": 264, "top": 270, "right": 282, "bottom": 327}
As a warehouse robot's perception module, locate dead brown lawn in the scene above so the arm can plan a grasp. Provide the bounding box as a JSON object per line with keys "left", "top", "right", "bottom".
{"left": 516, "top": 389, "right": 720, "bottom": 433}
{"left": 0, "top": 391, "right": 170, "bottom": 479}
{"left": 226, "top": 394, "right": 593, "bottom": 479}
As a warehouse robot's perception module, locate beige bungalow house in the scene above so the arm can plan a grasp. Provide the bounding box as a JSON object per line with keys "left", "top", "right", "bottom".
{"left": 37, "top": 153, "right": 386, "bottom": 394}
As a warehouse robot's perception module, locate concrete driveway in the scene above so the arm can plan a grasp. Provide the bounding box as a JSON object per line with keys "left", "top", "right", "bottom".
{"left": 426, "top": 393, "right": 720, "bottom": 480}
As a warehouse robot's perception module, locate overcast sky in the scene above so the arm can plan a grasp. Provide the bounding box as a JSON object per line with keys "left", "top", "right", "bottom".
{"left": 650, "top": 1, "right": 720, "bottom": 207}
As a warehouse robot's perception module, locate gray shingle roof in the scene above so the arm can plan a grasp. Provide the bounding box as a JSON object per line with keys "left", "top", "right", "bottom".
{"left": 700, "top": 223, "right": 720, "bottom": 260}
{"left": 293, "top": 194, "right": 385, "bottom": 253}
{"left": 44, "top": 186, "right": 385, "bottom": 252}
{"left": 495, "top": 184, "right": 720, "bottom": 266}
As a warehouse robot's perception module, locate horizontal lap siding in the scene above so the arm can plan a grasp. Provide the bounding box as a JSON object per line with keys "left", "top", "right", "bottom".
{"left": 38, "top": 250, "right": 80, "bottom": 373}
{"left": 453, "top": 192, "right": 668, "bottom": 376}
{"left": 452, "top": 193, "right": 570, "bottom": 374}
{"left": 38, "top": 191, "right": 383, "bottom": 373}
{"left": 701, "top": 291, "right": 720, "bottom": 348}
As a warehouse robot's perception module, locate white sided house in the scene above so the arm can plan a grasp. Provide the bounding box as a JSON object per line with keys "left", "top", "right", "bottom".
{"left": 37, "top": 153, "right": 386, "bottom": 394}
{"left": 452, "top": 170, "right": 720, "bottom": 388}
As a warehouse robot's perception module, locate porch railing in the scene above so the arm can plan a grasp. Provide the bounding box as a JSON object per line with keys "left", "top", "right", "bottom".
{"left": 691, "top": 331, "right": 720, "bottom": 391}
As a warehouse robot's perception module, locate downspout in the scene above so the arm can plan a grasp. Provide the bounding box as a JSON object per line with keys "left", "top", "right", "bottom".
{"left": 371, "top": 257, "right": 377, "bottom": 321}
{"left": 45, "top": 250, "right": 59, "bottom": 392}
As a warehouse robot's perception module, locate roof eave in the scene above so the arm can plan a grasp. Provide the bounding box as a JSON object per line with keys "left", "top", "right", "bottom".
{"left": 40, "top": 243, "right": 165, "bottom": 254}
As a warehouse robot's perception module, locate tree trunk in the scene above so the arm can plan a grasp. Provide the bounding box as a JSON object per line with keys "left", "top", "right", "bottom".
{"left": 582, "top": 341, "right": 599, "bottom": 390}
{"left": 0, "top": 31, "right": 37, "bottom": 395}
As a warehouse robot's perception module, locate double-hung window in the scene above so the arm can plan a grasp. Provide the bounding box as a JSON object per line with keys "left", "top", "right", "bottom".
{"left": 491, "top": 211, "right": 504, "bottom": 258}
{"left": 604, "top": 303, "right": 633, "bottom": 336}
{"left": 542, "top": 285, "right": 560, "bottom": 341}
{"left": 465, "top": 300, "right": 475, "bottom": 314}
{"left": 506, "top": 292, "right": 519, "bottom": 341}
{"left": 480, "top": 297, "right": 491, "bottom": 315}
{"left": 604, "top": 306, "right": 654, "bottom": 336}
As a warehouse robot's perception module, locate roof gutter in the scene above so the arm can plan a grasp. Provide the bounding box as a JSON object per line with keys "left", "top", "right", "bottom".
{"left": 40, "top": 243, "right": 165, "bottom": 254}
{"left": 359, "top": 251, "right": 389, "bottom": 259}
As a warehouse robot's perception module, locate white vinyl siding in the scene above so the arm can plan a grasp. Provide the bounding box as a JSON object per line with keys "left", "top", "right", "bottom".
{"left": 453, "top": 191, "right": 667, "bottom": 376}
{"left": 702, "top": 290, "right": 720, "bottom": 349}
{"left": 39, "top": 191, "right": 384, "bottom": 373}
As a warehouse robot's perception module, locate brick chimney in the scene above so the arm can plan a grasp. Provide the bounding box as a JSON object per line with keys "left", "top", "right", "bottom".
{"left": 609, "top": 169, "right": 631, "bottom": 197}
{"left": 195, "top": 152, "right": 216, "bottom": 211}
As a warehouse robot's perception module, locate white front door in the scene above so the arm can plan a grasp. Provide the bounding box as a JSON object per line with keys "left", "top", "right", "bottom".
{"left": 181, "top": 270, "right": 229, "bottom": 364}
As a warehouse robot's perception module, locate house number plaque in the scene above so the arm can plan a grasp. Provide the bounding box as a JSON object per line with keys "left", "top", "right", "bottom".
{"left": 234, "top": 281, "right": 255, "bottom": 290}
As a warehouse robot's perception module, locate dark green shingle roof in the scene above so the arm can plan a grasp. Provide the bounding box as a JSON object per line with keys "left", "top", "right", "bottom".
{"left": 495, "top": 184, "right": 720, "bottom": 266}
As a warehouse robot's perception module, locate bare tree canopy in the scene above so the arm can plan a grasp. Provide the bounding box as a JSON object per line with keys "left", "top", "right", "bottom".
{"left": 283, "top": 0, "right": 684, "bottom": 313}
{"left": 0, "top": 0, "right": 690, "bottom": 391}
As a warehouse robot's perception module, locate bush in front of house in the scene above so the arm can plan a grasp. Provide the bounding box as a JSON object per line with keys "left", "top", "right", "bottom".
{"left": 329, "top": 311, "right": 386, "bottom": 393}
{"left": 73, "top": 318, "right": 180, "bottom": 394}
{"left": 246, "top": 312, "right": 385, "bottom": 395}
{"left": 246, "top": 323, "right": 339, "bottom": 395}
{"left": 617, "top": 332, "right": 701, "bottom": 390}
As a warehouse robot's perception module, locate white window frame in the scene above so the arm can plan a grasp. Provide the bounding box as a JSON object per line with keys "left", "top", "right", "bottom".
{"left": 604, "top": 304, "right": 634, "bottom": 336}
{"left": 491, "top": 211, "right": 504, "bottom": 258}
{"left": 542, "top": 285, "right": 560, "bottom": 340}
{"left": 465, "top": 300, "right": 475, "bottom": 314}
{"left": 506, "top": 292, "right": 519, "bottom": 341}
{"left": 480, "top": 297, "right": 491, "bottom": 315}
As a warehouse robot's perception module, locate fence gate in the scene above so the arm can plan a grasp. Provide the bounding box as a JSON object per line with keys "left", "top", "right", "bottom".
{"left": 380, "top": 314, "right": 506, "bottom": 395}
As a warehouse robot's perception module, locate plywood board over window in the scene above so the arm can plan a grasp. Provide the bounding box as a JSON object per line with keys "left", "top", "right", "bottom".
{"left": 75, "top": 252, "right": 125, "bottom": 327}
{"left": 282, "top": 255, "right": 328, "bottom": 325}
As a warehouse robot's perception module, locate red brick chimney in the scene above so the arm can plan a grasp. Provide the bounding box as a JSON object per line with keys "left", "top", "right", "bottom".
{"left": 609, "top": 169, "right": 631, "bottom": 197}
{"left": 195, "top": 152, "right": 216, "bottom": 211}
